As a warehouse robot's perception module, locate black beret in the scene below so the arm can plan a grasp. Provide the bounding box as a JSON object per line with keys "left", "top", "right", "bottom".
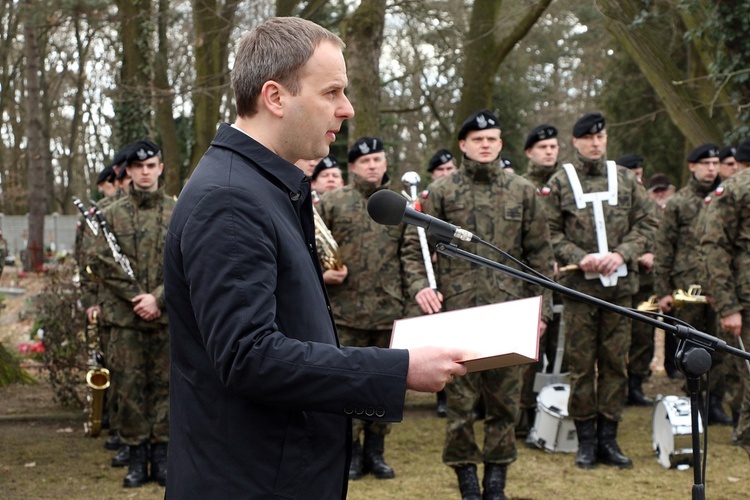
{"left": 126, "top": 139, "right": 161, "bottom": 165}
{"left": 427, "top": 149, "right": 454, "bottom": 172}
{"left": 736, "top": 139, "right": 750, "bottom": 163}
{"left": 96, "top": 166, "right": 116, "bottom": 185}
{"left": 687, "top": 143, "right": 720, "bottom": 163}
{"left": 457, "top": 109, "right": 501, "bottom": 141}
{"left": 572, "top": 112, "right": 605, "bottom": 138}
{"left": 616, "top": 154, "right": 644, "bottom": 170}
{"left": 501, "top": 157, "right": 513, "bottom": 169}
{"left": 719, "top": 146, "right": 736, "bottom": 162}
{"left": 348, "top": 137, "right": 384, "bottom": 163}
{"left": 648, "top": 173, "right": 672, "bottom": 192}
{"left": 108, "top": 144, "right": 133, "bottom": 169}
{"left": 312, "top": 154, "right": 340, "bottom": 180}
{"left": 524, "top": 124, "right": 558, "bottom": 150}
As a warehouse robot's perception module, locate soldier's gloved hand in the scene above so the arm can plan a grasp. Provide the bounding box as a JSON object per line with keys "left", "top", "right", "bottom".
{"left": 658, "top": 295, "right": 673, "bottom": 313}
{"left": 415, "top": 287, "right": 443, "bottom": 315}
{"left": 721, "top": 312, "right": 742, "bottom": 338}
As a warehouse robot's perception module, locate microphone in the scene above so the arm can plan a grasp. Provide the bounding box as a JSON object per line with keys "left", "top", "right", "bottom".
{"left": 367, "top": 189, "right": 477, "bottom": 243}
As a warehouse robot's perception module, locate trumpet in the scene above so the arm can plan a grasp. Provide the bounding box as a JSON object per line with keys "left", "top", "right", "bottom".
{"left": 636, "top": 285, "right": 709, "bottom": 312}
{"left": 637, "top": 295, "right": 660, "bottom": 312}
{"left": 83, "top": 311, "right": 110, "bottom": 437}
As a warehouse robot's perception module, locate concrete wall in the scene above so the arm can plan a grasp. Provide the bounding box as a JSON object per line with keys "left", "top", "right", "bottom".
{"left": 0, "top": 214, "right": 79, "bottom": 261}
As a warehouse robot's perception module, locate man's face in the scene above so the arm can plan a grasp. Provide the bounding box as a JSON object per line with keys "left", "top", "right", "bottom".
{"left": 525, "top": 138, "right": 559, "bottom": 167}
{"left": 283, "top": 41, "right": 354, "bottom": 162}
{"left": 649, "top": 186, "right": 675, "bottom": 206}
{"left": 572, "top": 130, "right": 607, "bottom": 160}
{"left": 459, "top": 129, "right": 502, "bottom": 164}
{"left": 312, "top": 167, "right": 344, "bottom": 194}
{"left": 98, "top": 181, "right": 117, "bottom": 198}
{"left": 294, "top": 158, "right": 319, "bottom": 177}
{"left": 430, "top": 160, "right": 456, "bottom": 180}
{"left": 126, "top": 157, "right": 163, "bottom": 192}
{"left": 689, "top": 157, "right": 719, "bottom": 184}
{"left": 719, "top": 156, "right": 738, "bottom": 179}
{"left": 349, "top": 152, "right": 387, "bottom": 185}
{"left": 631, "top": 167, "right": 644, "bottom": 179}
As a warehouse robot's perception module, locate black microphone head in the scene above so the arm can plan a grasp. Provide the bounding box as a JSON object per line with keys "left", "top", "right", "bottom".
{"left": 367, "top": 189, "right": 407, "bottom": 226}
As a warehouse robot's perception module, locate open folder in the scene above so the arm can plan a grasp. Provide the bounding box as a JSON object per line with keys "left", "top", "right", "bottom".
{"left": 390, "top": 296, "right": 542, "bottom": 372}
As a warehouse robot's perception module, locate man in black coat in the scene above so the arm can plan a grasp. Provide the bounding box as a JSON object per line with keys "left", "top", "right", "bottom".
{"left": 163, "top": 17, "right": 468, "bottom": 499}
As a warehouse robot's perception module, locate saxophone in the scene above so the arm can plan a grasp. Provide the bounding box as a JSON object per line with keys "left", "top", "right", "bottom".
{"left": 313, "top": 204, "right": 343, "bottom": 270}
{"left": 83, "top": 311, "right": 110, "bottom": 437}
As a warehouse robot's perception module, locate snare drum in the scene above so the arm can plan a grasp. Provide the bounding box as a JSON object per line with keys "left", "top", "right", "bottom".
{"left": 652, "top": 395, "right": 702, "bottom": 468}
{"left": 527, "top": 384, "right": 578, "bottom": 453}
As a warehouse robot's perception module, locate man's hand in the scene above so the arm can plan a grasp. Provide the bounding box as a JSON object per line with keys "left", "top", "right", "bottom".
{"left": 578, "top": 254, "right": 600, "bottom": 273}
{"left": 415, "top": 287, "right": 443, "bottom": 314}
{"left": 85, "top": 305, "right": 101, "bottom": 324}
{"left": 132, "top": 293, "right": 161, "bottom": 322}
{"left": 406, "top": 346, "right": 469, "bottom": 392}
{"left": 538, "top": 320, "right": 548, "bottom": 340}
{"left": 721, "top": 312, "right": 742, "bottom": 338}
{"left": 658, "top": 295, "right": 674, "bottom": 313}
{"left": 598, "top": 252, "right": 625, "bottom": 277}
{"left": 638, "top": 252, "right": 654, "bottom": 274}
{"left": 323, "top": 265, "right": 348, "bottom": 285}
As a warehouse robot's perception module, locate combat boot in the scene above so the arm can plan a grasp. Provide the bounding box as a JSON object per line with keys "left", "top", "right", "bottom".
{"left": 436, "top": 390, "right": 448, "bottom": 418}
{"left": 627, "top": 375, "right": 653, "bottom": 406}
{"left": 707, "top": 394, "right": 733, "bottom": 426}
{"left": 111, "top": 444, "right": 130, "bottom": 467}
{"left": 150, "top": 443, "right": 168, "bottom": 487}
{"left": 362, "top": 431, "right": 395, "bottom": 479}
{"left": 123, "top": 443, "right": 149, "bottom": 488}
{"left": 597, "top": 416, "right": 633, "bottom": 469}
{"left": 481, "top": 463, "right": 508, "bottom": 500}
{"left": 573, "top": 419, "right": 597, "bottom": 469}
{"left": 104, "top": 432, "right": 121, "bottom": 451}
{"left": 348, "top": 440, "right": 364, "bottom": 480}
{"left": 454, "top": 464, "right": 481, "bottom": 500}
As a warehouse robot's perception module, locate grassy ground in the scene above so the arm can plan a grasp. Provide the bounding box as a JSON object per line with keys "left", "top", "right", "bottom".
{"left": 1, "top": 376, "right": 747, "bottom": 500}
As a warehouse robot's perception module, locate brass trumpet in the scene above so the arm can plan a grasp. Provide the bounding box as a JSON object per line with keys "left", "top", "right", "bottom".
{"left": 636, "top": 285, "right": 708, "bottom": 312}
{"left": 637, "top": 295, "right": 660, "bottom": 312}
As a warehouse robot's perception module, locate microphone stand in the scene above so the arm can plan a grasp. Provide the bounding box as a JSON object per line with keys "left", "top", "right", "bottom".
{"left": 435, "top": 242, "right": 750, "bottom": 500}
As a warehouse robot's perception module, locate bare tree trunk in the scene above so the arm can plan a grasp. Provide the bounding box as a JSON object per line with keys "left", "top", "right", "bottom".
{"left": 341, "top": 0, "right": 386, "bottom": 142}
{"left": 597, "top": 0, "right": 725, "bottom": 145}
{"left": 23, "top": 0, "right": 47, "bottom": 271}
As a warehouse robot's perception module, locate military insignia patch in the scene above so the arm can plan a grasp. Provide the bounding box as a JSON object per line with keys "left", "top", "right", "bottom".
{"left": 420, "top": 189, "right": 429, "bottom": 199}
{"left": 636, "top": 177, "right": 643, "bottom": 185}
{"left": 704, "top": 196, "right": 712, "bottom": 204}
{"left": 715, "top": 186, "right": 725, "bottom": 196}
{"left": 539, "top": 186, "right": 551, "bottom": 196}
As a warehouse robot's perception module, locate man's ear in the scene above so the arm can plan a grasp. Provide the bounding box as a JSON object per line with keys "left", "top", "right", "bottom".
{"left": 260, "top": 80, "right": 285, "bottom": 118}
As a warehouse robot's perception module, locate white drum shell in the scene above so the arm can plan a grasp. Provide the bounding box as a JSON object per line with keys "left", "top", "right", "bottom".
{"left": 528, "top": 384, "right": 578, "bottom": 453}
{"left": 652, "top": 395, "right": 702, "bottom": 469}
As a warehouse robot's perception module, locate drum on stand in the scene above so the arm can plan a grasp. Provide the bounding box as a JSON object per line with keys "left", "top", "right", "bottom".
{"left": 652, "top": 395, "right": 702, "bottom": 469}
{"left": 527, "top": 383, "right": 578, "bottom": 453}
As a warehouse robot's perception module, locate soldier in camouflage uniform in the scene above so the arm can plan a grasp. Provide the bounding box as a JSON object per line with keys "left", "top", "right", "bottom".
{"left": 542, "top": 113, "right": 657, "bottom": 470}
{"left": 701, "top": 139, "right": 750, "bottom": 460}
{"left": 318, "top": 137, "right": 423, "bottom": 481}
{"left": 94, "top": 139, "right": 175, "bottom": 488}
{"left": 407, "top": 110, "right": 554, "bottom": 500}
{"left": 656, "top": 144, "right": 733, "bottom": 425}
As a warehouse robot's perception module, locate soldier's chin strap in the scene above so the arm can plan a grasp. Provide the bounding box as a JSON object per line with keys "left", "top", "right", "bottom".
{"left": 562, "top": 161, "right": 626, "bottom": 287}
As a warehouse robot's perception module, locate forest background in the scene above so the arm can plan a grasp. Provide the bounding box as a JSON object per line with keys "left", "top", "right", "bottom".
{"left": 2, "top": 0, "right": 749, "bottom": 267}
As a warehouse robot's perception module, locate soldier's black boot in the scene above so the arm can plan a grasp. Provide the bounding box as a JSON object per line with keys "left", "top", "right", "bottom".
{"left": 707, "top": 393, "right": 733, "bottom": 426}
{"left": 732, "top": 410, "right": 740, "bottom": 445}
{"left": 596, "top": 416, "right": 633, "bottom": 469}
{"left": 481, "top": 463, "right": 508, "bottom": 500}
{"left": 111, "top": 444, "right": 130, "bottom": 467}
{"left": 123, "top": 444, "right": 149, "bottom": 488}
{"left": 348, "top": 440, "right": 364, "bottom": 480}
{"left": 573, "top": 419, "right": 597, "bottom": 469}
{"left": 150, "top": 443, "right": 168, "bottom": 487}
{"left": 454, "top": 464, "right": 481, "bottom": 500}
{"left": 436, "top": 390, "right": 448, "bottom": 418}
{"left": 362, "top": 431, "right": 395, "bottom": 479}
{"left": 104, "top": 432, "right": 121, "bottom": 451}
{"left": 627, "top": 375, "right": 653, "bottom": 406}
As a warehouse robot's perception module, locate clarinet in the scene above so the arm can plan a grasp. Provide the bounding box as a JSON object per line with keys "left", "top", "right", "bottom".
{"left": 91, "top": 206, "right": 136, "bottom": 281}
{"left": 72, "top": 196, "right": 99, "bottom": 237}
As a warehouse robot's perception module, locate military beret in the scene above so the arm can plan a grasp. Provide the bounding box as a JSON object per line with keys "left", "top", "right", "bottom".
{"left": 616, "top": 154, "right": 644, "bottom": 170}
{"left": 687, "top": 143, "right": 720, "bottom": 163}
{"left": 107, "top": 144, "right": 133, "bottom": 169}
{"left": 126, "top": 139, "right": 161, "bottom": 165}
{"left": 648, "top": 173, "right": 672, "bottom": 192}
{"left": 96, "top": 165, "right": 116, "bottom": 185}
{"left": 312, "top": 154, "right": 340, "bottom": 180}
{"left": 735, "top": 139, "right": 750, "bottom": 163}
{"left": 348, "top": 137, "right": 384, "bottom": 163}
{"left": 457, "top": 109, "right": 501, "bottom": 141}
{"left": 501, "top": 157, "right": 513, "bottom": 169}
{"left": 427, "top": 149, "right": 454, "bottom": 172}
{"left": 572, "top": 113, "right": 605, "bottom": 138}
{"left": 524, "top": 124, "right": 558, "bottom": 150}
{"left": 719, "top": 145, "right": 736, "bottom": 162}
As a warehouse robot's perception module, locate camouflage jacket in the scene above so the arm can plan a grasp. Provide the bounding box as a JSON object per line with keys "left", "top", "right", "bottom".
{"left": 318, "top": 173, "right": 421, "bottom": 330}
{"left": 654, "top": 175, "right": 719, "bottom": 298}
{"left": 94, "top": 185, "right": 175, "bottom": 329}
{"left": 522, "top": 160, "right": 559, "bottom": 189}
{"left": 405, "top": 155, "right": 555, "bottom": 322}
{"left": 700, "top": 169, "right": 750, "bottom": 317}
{"left": 542, "top": 152, "right": 657, "bottom": 296}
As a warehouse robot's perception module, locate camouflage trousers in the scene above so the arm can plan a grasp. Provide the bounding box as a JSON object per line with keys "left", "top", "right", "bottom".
{"left": 99, "top": 324, "right": 118, "bottom": 431}
{"left": 670, "top": 303, "right": 724, "bottom": 393}
{"left": 733, "top": 310, "right": 750, "bottom": 450}
{"left": 628, "top": 284, "right": 655, "bottom": 379}
{"left": 563, "top": 293, "right": 631, "bottom": 422}
{"left": 108, "top": 325, "right": 169, "bottom": 445}
{"left": 442, "top": 366, "right": 520, "bottom": 466}
{"left": 337, "top": 325, "right": 393, "bottom": 441}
